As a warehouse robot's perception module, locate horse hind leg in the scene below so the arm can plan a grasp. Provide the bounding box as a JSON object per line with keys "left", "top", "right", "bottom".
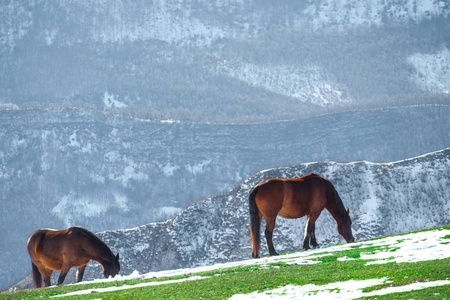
{"left": 40, "top": 268, "right": 53, "bottom": 287}
{"left": 31, "top": 263, "right": 43, "bottom": 288}
{"left": 265, "top": 218, "right": 279, "bottom": 256}
{"left": 303, "top": 214, "right": 321, "bottom": 250}
{"left": 76, "top": 265, "right": 87, "bottom": 283}
{"left": 57, "top": 264, "right": 71, "bottom": 285}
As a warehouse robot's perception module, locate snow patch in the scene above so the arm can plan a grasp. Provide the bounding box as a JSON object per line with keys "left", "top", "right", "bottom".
{"left": 52, "top": 276, "right": 209, "bottom": 298}
{"left": 185, "top": 159, "right": 211, "bottom": 175}
{"left": 407, "top": 47, "right": 450, "bottom": 93}
{"left": 133, "top": 242, "right": 150, "bottom": 252}
{"left": 52, "top": 194, "right": 106, "bottom": 227}
{"left": 301, "top": 0, "right": 449, "bottom": 29}
{"left": 113, "top": 193, "right": 129, "bottom": 212}
{"left": 159, "top": 206, "right": 182, "bottom": 217}
{"left": 231, "top": 279, "right": 450, "bottom": 299}
{"left": 103, "top": 92, "right": 127, "bottom": 109}
{"left": 217, "top": 61, "right": 349, "bottom": 106}
{"left": 159, "top": 162, "right": 180, "bottom": 176}
{"left": 0, "top": 102, "right": 19, "bottom": 109}
{"left": 49, "top": 228, "right": 450, "bottom": 299}
{"left": 44, "top": 28, "right": 58, "bottom": 45}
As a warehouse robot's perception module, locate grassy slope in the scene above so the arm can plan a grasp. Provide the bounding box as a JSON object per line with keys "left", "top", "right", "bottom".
{"left": 2, "top": 225, "right": 449, "bottom": 300}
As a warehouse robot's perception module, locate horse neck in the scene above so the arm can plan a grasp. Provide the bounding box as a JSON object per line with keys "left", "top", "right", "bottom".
{"left": 325, "top": 189, "right": 347, "bottom": 225}
{"left": 93, "top": 248, "right": 114, "bottom": 266}
{"left": 86, "top": 236, "right": 115, "bottom": 266}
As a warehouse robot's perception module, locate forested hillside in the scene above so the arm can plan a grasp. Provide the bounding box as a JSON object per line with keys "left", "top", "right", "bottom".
{"left": 1, "top": 0, "right": 449, "bottom": 122}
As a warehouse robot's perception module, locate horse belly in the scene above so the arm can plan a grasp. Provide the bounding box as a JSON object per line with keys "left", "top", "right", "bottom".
{"left": 278, "top": 205, "right": 307, "bottom": 219}
{"left": 278, "top": 188, "right": 309, "bottom": 219}
{"left": 39, "top": 256, "right": 64, "bottom": 271}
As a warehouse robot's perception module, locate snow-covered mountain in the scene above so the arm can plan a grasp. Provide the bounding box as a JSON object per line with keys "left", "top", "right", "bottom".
{"left": 1, "top": 105, "right": 450, "bottom": 289}
{"left": 2, "top": 0, "right": 447, "bottom": 49}
{"left": 92, "top": 148, "right": 450, "bottom": 279}
{"left": 1, "top": 1, "right": 449, "bottom": 122}
{"left": 1, "top": 0, "right": 450, "bottom": 290}
{"left": 12, "top": 148, "right": 450, "bottom": 290}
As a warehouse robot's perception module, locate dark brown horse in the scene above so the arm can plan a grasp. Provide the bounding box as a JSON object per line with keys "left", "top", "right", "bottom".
{"left": 249, "top": 173, "right": 355, "bottom": 258}
{"left": 27, "top": 227, "right": 120, "bottom": 288}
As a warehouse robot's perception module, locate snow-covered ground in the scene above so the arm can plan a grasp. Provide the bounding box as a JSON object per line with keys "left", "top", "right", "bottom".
{"left": 52, "top": 227, "right": 450, "bottom": 299}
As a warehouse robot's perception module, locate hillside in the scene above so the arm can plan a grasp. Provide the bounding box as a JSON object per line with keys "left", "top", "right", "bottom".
{"left": 1, "top": 0, "right": 449, "bottom": 122}
{"left": 1, "top": 0, "right": 450, "bottom": 290}
{"left": 7, "top": 225, "right": 450, "bottom": 298}
{"left": 1, "top": 105, "right": 449, "bottom": 289}
{"left": 29, "top": 148, "right": 448, "bottom": 288}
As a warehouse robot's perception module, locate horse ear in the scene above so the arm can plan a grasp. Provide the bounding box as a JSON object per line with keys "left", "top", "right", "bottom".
{"left": 346, "top": 208, "right": 350, "bottom": 215}
{"left": 116, "top": 253, "right": 120, "bottom": 261}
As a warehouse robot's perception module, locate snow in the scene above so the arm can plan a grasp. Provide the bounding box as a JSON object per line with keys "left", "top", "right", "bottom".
{"left": 52, "top": 195, "right": 107, "bottom": 227}
{"left": 301, "top": 0, "right": 449, "bottom": 28}
{"left": 217, "top": 62, "right": 349, "bottom": 106}
{"left": 49, "top": 227, "right": 450, "bottom": 299}
{"left": 0, "top": 1, "right": 33, "bottom": 51}
{"left": 103, "top": 92, "right": 127, "bottom": 109}
{"left": 185, "top": 159, "right": 211, "bottom": 175}
{"left": 133, "top": 243, "right": 150, "bottom": 252}
{"left": 3, "top": 0, "right": 448, "bottom": 53}
{"left": 232, "top": 280, "right": 450, "bottom": 299}
{"left": 52, "top": 276, "right": 209, "bottom": 298}
{"left": 107, "top": 156, "right": 149, "bottom": 187}
{"left": 361, "top": 229, "right": 450, "bottom": 264}
{"left": 407, "top": 47, "right": 450, "bottom": 93}
{"left": 158, "top": 162, "right": 180, "bottom": 176}
{"left": 156, "top": 206, "right": 183, "bottom": 220}
{"left": 113, "top": 193, "right": 129, "bottom": 212}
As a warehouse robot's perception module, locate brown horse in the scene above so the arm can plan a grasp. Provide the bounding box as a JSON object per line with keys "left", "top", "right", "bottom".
{"left": 27, "top": 227, "right": 120, "bottom": 288}
{"left": 249, "top": 173, "right": 355, "bottom": 258}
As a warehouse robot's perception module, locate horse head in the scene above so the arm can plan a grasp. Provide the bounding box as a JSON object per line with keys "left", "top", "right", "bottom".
{"left": 337, "top": 209, "right": 355, "bottom": 243}
{"left": 103, "top": 253, "right": 120, "bottom": 278}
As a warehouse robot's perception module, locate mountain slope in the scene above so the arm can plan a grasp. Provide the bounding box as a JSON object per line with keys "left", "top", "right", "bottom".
{"left": 1, "top": 105, "right": 450, "bottom": 289}
{"left": 9, "top": 226, "right": 450, "bottom": 298}
{"left": 74, "top": 148, "right": 450, "bottom": 285}
{"left": 1, "top": 1, "right": 449, "bottom": 122}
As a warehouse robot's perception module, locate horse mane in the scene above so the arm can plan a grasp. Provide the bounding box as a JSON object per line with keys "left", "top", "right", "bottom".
{"left": 70, "top": 227, "right": 114, "bottom": 261}
{"left": 323, "top": 178, "right": 348, "bottom": 219}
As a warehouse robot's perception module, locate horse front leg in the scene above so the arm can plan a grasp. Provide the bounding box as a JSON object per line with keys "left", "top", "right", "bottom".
{"left": 309, "top": 223, "right": 320, "bottom": 249}
{"left": 265, "top": 218, "right": 278, "bottom": 256}
{"left": 76, "top": 264, "right": 87, "bottom": 283}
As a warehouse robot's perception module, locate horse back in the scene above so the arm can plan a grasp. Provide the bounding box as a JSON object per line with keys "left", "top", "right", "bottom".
{"left": 27, "top": 228, "right": 91, "bottom": 271}
{"left": 254, "top": 174, "right": 328, "bottom": 219}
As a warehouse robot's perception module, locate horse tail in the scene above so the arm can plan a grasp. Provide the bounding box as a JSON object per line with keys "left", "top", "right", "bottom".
{"left": 27, "top": 230, "right": 45, "bottom": 288}
{"left": 31, "top": 262, "right": 42, "bottom": 288}
{"left": 248, "top": 186, "right": 261, "bottom": 258}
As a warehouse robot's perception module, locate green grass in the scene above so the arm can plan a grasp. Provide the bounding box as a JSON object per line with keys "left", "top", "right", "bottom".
{"left": 1, "top": 226, "right": 449, "bottom": 300}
